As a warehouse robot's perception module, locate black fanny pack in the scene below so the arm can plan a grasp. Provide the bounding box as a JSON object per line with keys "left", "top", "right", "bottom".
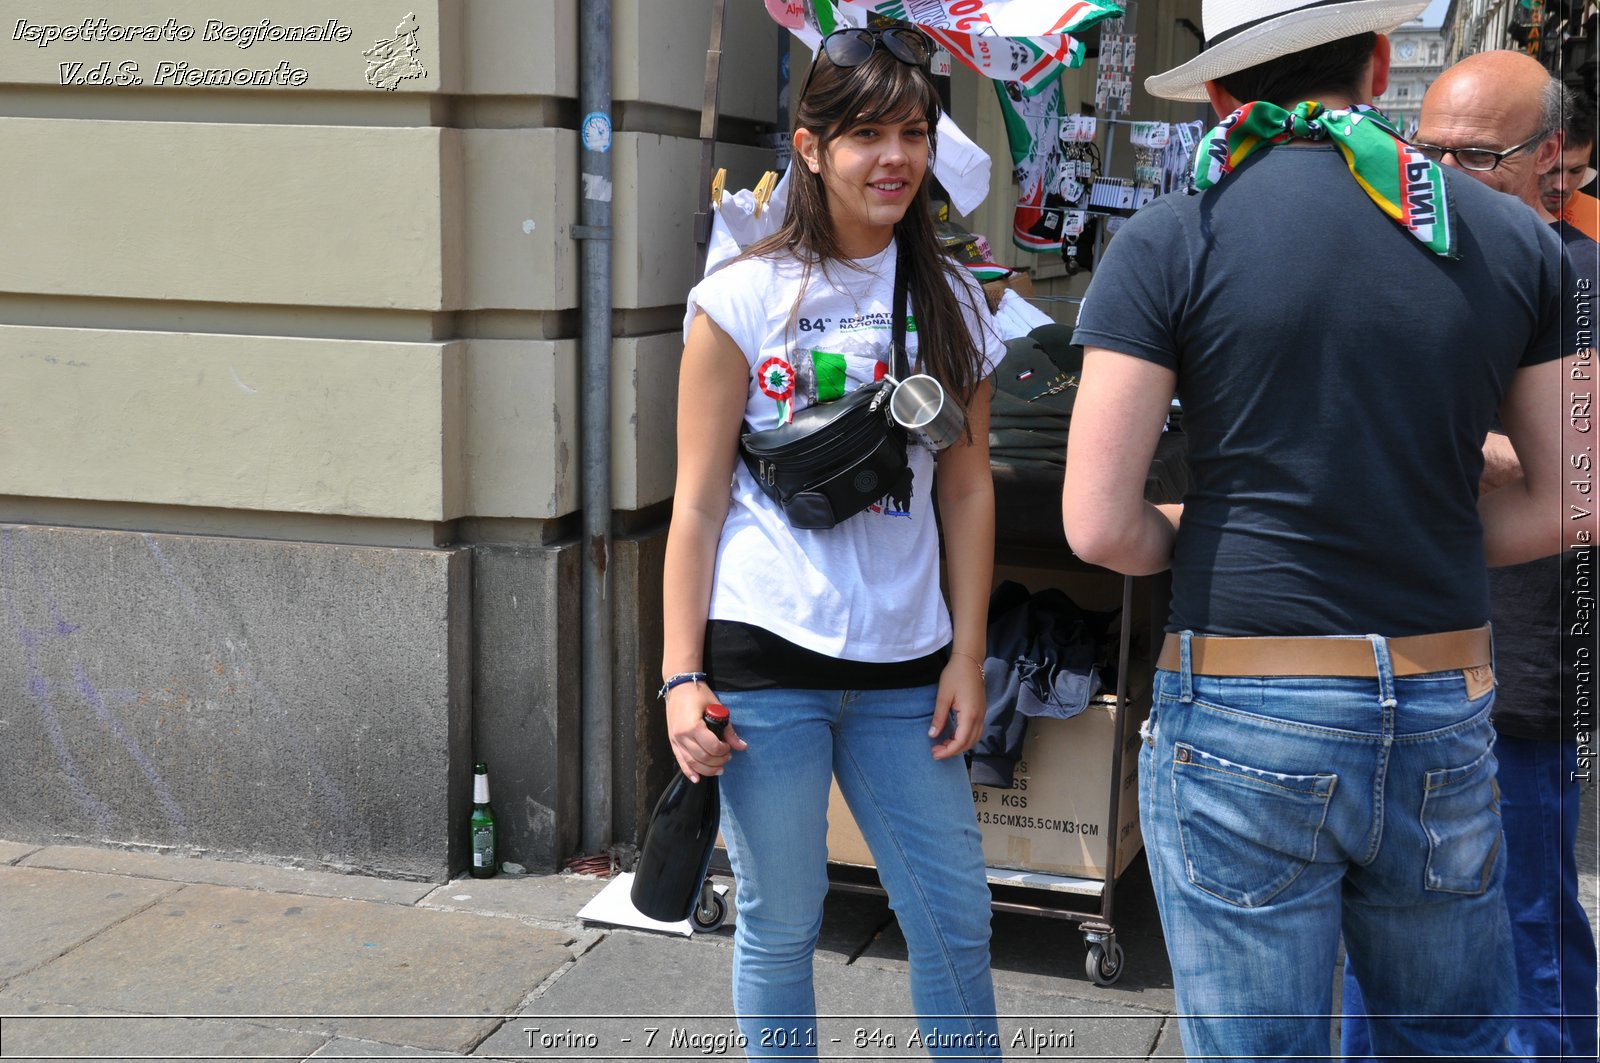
{"left": 739, "top": 250, "right": 912, "bottom": 531}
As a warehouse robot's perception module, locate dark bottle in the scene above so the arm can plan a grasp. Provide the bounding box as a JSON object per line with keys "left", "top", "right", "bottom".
{"left": 630, "top": 704, "right": 730, "bottom": 922}
{"left": 469, "top": 761, "right": 497, "bottom": 879}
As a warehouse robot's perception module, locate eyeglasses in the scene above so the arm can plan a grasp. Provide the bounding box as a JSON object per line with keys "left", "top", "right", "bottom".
{"left": 796, "top": 26, "right": 934, "bottom": 104}
{"left": 1410, "top": 129, "right": 1550, "bottom": 172}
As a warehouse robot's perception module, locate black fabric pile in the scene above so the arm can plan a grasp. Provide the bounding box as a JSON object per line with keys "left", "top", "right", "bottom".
{"left": 987, "top": 325, "right": 1080, "bottom": 472}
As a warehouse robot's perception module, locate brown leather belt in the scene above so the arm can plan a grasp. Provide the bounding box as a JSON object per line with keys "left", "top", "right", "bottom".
{"left": 1156, "top": 626, "right": 1492, "bottom": 678}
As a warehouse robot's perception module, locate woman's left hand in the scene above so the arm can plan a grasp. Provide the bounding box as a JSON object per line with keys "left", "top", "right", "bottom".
{"left": 929, "top": 655, "right": 986, "bottom": 759}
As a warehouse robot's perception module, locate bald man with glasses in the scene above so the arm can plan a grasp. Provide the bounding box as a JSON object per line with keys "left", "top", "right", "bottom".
{"left": 1343, "top": 49, "right": 1599, "bottom": 1063}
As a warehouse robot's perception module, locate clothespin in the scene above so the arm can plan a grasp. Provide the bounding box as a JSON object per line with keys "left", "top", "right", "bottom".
{"left": 753, "top": 170, "right": 779, "bottom": 217}
{"left": 710, "top": 167, "right": 727, "bottom": 210}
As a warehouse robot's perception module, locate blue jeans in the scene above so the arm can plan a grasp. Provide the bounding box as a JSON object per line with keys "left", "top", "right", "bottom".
{"left": 716, "top": 685, "right": 999, "bottom": 1061}
{"left": 1142, "top": 632, "right": 1517, "bottom": 1060}
{"left": 1344, "top": 733, "right": 1597, "bottom": 1062}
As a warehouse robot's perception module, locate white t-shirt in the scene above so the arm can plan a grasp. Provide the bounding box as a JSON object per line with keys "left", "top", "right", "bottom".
{"left": 683, "top": 241, "right": 1004, "bottom": 662}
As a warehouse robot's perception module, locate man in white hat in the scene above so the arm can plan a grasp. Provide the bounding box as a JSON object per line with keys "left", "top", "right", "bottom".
{"left": 1336, "top": 50, "right": 1598, "bottom": 1063}
{"left": 1061, "top": 0, "right": 1572, "bottom": 1057}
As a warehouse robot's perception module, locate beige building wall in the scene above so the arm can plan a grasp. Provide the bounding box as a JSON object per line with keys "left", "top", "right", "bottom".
{"left": 1, "top": 0, "right": 1203, "bottom": 876}
{"left": 0, "top": 0, "right": 784, "bottom": 876}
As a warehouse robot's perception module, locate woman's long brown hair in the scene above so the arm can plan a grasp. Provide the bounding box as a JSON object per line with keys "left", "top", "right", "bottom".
{"left": 740, "top": 42, "right": 987, "bottom": 407}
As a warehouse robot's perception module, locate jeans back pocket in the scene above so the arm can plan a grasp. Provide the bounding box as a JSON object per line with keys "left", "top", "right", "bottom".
{"left": 1172, "top": 741, "right": 1337, "bottom": 908}
{"left": 1421, "top": 746, "right": 1502, "bottom": 895}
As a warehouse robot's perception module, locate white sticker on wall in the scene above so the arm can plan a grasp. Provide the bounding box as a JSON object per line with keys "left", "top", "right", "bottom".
{"left": 581, "top": 111, "right": 612, "bottom": 153}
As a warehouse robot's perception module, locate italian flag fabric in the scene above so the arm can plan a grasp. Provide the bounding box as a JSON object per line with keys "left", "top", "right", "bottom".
{"left": 765, "top": 0, "right": 1111, "bottom": 92}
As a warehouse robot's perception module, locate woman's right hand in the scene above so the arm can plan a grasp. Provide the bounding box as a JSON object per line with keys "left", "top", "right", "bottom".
{"left": 666, "top": 684, "right": 746, "bottom": 783}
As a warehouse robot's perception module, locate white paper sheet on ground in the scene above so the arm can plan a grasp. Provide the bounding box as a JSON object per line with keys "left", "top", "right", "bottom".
{"left": 576, "top": 871, "right": 730, "bottom": 936}
{"left": 993, "top": 287, "right": 1055, "bottom": 338}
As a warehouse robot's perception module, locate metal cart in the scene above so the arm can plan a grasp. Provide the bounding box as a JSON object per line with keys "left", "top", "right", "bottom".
{"left": 807, "top": 443, "right": 1182, "bottom": 986}
{"left": 821, "top": 567, "right": 1159, "bottom": 987}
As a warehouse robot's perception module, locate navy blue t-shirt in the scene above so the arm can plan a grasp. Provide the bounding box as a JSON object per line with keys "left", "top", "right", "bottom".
{"left": 1072, "top": 145, "right": 1566, "bottom": 636}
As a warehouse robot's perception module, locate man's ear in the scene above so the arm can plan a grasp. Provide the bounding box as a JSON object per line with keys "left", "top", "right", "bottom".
{"left": 1368, "top": 35, "right": 1391, "bottom": 99}
{"left": 1532, "top": 130, "right": 1564, "bottom": 176}
{"left": 1204, "top": 80, "right": 1242, "bottom": 118}
{"left": 792, "top": 127, "right": 822, "bottom": 174}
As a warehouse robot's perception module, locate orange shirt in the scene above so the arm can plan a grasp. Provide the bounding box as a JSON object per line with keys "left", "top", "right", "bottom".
{"left": 1559, "top": 188, "right": 1600, "bottom": 243}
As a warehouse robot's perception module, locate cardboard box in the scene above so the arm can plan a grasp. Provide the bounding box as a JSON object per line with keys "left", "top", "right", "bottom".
{"left": 823, "top": 696, "right": 1146, "bottom": 880}
{"left": 824, "top": 779, "right": 876, "bottom": 867}
{"left": 973, "top": 699, "right": 1146, "bottom": 880}
{"left": 980, "top": 267, "right": 1035, "bottom": 313}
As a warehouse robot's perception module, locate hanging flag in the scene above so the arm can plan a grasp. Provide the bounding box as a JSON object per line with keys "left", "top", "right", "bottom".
{"left": 993, "top": 70, "right": 1071, "bottom": 251}
{"left": 925, "top": 28, "right": 1087, "bottom": 91}
{"left": 839, "top": 0, "right": 1121, "bottom": 37}
{"left": 770, "top": 0, "right": 1107, "bottom": 86}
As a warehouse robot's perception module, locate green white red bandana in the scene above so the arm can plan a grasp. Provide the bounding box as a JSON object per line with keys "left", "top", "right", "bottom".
{"left": 1191, "top": 101, "right": 1457, "bottom": 258}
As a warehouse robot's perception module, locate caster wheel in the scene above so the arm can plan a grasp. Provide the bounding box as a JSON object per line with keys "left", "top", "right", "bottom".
{"left": 690, "top": 890, "right": 727, "bottom": 932}
{"left": 1086, "top": 940, "right": 1124, "bottom": 986}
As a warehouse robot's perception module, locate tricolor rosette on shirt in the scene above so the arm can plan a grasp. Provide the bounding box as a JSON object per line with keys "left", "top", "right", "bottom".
{"left": 757, "top": 355, "right": 798, "bottom": 423}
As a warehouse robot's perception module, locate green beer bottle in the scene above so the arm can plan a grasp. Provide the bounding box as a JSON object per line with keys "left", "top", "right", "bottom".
{"left": 469, "top": 761, "right": 498, "bottom": 879}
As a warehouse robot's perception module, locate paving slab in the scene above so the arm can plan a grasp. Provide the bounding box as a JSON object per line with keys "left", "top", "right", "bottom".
{"left": 0, "top": 866, "right": 176, "bottom": 981}
{"left": 435, "top": 872, "right": 893, "bottom": 965}
{"left": 0, "top": 842, "right": 40, "bottom": 866}
{"left": 0, "top": 1002, "right": 327, "bottom": 1062}
{"left": 0, "top": 882, "right": 572, "bottom": 1053}
{"left": 1152, "top": 1015, "right": 1184, "bottom": 1059}
{"left": 855, "top": 859, "right": 1177, "bottom": 1017}
{"left": 419, "top": 872, "right": 612, "bottom": 927}
{"left": 307, "top": 1035, "right": 465, "bottom": 1057}
{"left": 473, "top": 927, "right": 1163, "bottom": 1062}
{"left": 23, "top": 844, "right": 436, "bottom": 905}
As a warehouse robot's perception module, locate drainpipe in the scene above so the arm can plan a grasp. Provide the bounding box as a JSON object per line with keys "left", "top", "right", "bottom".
{"left": 575, "top": 1, "right": 614, "bottom": 858}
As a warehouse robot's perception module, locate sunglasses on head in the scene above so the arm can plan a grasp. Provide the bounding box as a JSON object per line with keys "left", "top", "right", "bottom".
{"left": 797, "top": 25, "right": 934, "bottom": 103}
{"left": 821, "top": 26, "right": 933, "bottom": 68}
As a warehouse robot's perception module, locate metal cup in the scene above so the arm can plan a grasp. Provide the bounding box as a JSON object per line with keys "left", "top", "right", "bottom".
{"left": 889, "top": 374, "right": 965, "bottom": 451}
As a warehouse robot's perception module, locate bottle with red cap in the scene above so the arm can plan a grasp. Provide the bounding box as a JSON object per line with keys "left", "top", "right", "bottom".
{"left": 631, "top": 703, "right": 730, "bottom": 925}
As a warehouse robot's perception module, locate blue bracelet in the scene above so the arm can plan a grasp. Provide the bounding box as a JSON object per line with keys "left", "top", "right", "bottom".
{"left": 658, "top": 671, "right": 708, "bottom": 700}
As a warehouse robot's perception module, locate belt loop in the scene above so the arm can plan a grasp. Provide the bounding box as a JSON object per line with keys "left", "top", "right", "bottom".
{"left": 1178, "top": 630, "right": 1195, "bottom": 702}
{"left": 1367, "top": 634, "right": 1397, "bottom": 709}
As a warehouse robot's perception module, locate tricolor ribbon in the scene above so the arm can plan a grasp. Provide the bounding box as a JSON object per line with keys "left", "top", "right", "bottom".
{"left": 757, "top": 356, "right": 797, "bottom": 424}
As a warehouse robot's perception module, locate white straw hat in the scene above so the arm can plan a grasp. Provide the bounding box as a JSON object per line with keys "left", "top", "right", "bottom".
{"left": 1145, "top": 0, "right": 1429, "bottom": 102}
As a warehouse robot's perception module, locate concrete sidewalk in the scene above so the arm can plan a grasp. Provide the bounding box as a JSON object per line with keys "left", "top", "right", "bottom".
{"left": 4, "top": 814, "right": 1595, "bottom": 1062}
{"left": 0, "top": 840, "right": 1180, "bottom": 1061}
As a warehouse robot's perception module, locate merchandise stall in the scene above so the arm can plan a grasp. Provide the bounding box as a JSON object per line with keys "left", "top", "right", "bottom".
{"left": 699, "top": 0, "right": 1192, "bottom": 986}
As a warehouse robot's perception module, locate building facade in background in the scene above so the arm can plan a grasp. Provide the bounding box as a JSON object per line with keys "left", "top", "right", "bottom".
{"left": 0, "top": 1, "right": 790, "bottom": 881}
{"left": 1447, "top": 0, "right": 1598, "bottom": 103}
{"left": 1380, "top": 19, "right": 1451, "bottom": 134}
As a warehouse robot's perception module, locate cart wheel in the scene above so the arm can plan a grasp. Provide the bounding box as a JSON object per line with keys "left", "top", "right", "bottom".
{"left": 1085, "top": 940, "right": 1124, "bottom": 986}
{"left": 690, "top": 890, "right": 727, "bottom": 932}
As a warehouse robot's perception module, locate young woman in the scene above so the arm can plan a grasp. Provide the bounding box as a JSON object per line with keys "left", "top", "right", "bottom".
{"left": 659, "top": 24, "right": 1004, "bottom": 1060}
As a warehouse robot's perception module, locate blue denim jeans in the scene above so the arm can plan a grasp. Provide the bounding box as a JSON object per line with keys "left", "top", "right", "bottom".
{"left": 1344, "top": 733, "right": 1597, "bottom": 1062}
{"left": 1142, "top": 632, "right": 1517, "bottom": 1060}
{"left": 716, "top": 684, "right": 999, "bottom": 1061}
